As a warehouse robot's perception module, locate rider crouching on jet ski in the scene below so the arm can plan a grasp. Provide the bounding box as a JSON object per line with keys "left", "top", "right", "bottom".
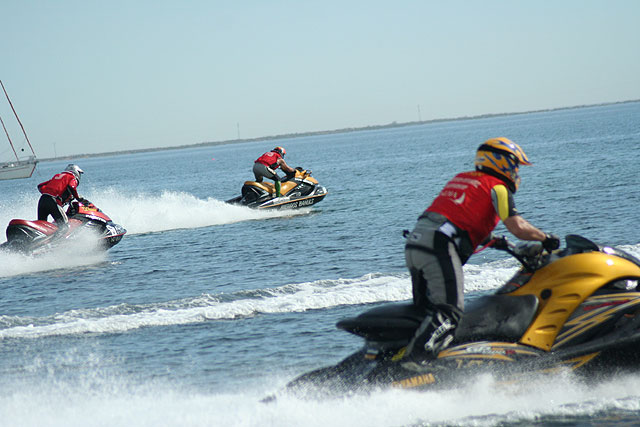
{"left": 37, "top": 164, "right": 86, "bottom": 234}
{"left": 253, "top": 146, "right": 296, "bottom": 198}
{"left": 402, "top": 137, "right": 561, "bottom": 366}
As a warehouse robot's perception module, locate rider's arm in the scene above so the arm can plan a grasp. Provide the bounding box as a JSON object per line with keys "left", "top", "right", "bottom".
{"left": 503, "top": 216, "right": 546, "bottom": 241}
{"left": 67, "top": 176, "right": 81, "bottom": 201}
{"left": 491, "top": 184, "right": 546, "bottom": 242}
{"left": 278, "top": 158, "right": 295, "bottom": 173}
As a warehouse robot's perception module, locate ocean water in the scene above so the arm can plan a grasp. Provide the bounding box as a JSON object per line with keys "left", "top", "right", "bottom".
{"left": 0, "top": 102, "right": 639, "bottom": 426}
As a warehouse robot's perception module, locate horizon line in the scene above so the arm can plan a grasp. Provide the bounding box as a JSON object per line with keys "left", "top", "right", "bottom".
{"left": 41, "top": 98, "right": 639, "bottom": 162}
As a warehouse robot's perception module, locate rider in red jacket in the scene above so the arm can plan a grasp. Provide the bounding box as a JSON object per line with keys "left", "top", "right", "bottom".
{"left": 253, "top": 146, "right": 295, "bottom": 197}
{"left": 37, "top": 164, "right": 84, "bottom": 230}
{"left": 402, "top": 138, "right": 560, "bottom": 365}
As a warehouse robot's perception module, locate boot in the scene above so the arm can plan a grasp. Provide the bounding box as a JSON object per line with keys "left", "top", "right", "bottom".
{"left": 274, "top": 180, "right": 282, "bottom": 198}
{"left": 402, "top": 310, "right": 457, "bottom": 367}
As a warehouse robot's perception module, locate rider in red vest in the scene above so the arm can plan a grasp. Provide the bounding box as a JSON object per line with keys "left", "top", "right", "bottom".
{"left": 253, "top": 146, "right": 295, "bottom": 197}
{"left": 37, "top": 164, "right": 85, "bottom": 231}
{"left": 402, "top": 137, "right": 560, "bottom": 365}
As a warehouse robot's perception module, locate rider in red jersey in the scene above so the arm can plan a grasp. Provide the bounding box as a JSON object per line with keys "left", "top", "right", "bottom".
{"left": 402, "top": 137, "right": 560, "bottom": 365}
{"left": 253, "top": 146, "right": 295, "bottom": 197}
{"left": 37, "top": 164, "right": 85, "bottom": 231}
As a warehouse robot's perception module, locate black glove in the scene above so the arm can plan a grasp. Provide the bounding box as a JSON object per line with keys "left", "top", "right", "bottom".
{"left": 491, "top": 235, "right": 509, "bottom": 250}
{"left": 542, "top": 233, "right": 560, "bottom": 252}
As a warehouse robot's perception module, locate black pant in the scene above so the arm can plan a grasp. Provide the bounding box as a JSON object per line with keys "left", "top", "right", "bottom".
{"left": 37, "top": 194, "right": 67, "bottom": 226}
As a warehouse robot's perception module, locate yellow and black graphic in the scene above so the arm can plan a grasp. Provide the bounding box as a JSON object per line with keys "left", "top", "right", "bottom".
{"left": 439, "top": 342, "right": 539, "bottom": 362}
{"left": 392, "top": 373, "right": 436, "bottom": 389}
{"left": 554, "top": 294, "right": 640, "bottom": 348}
{"left": 538, "top": 352, "right": 600, "bottom": 374}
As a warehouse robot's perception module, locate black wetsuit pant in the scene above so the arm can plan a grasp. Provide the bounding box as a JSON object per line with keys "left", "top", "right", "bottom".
{"left": 37, "top": 194, "right": 68, "bottom": 227}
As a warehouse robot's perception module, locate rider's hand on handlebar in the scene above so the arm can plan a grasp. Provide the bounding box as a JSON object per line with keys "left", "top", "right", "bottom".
{"left": 491, "top": 235, "right": 510, "bottom": 250}
{"left": 542, "top": 233, "right": 561, "bottom": 252}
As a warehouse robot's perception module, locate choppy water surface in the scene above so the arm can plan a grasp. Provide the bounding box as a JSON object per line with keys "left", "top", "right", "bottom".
{"left": 1, "top": 102, "right": 639, "bottom": 426}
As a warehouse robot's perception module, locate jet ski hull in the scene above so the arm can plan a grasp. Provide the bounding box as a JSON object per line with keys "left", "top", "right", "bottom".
{"left": 285, "top": 323, "right": 640, "bottom": 397}
{"left": 227, "top": 190, "right": 327, "bottom": 210}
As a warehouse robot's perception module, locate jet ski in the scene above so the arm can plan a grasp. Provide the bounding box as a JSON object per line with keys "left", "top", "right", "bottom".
{"left": 226, "top": 167, "right": 327, "bottom": 210}
{"left": 278, "top": 234, "right": 640, "bottom": 398}
{"left": 0, "top": 199, "right": 126, "bottom": 254}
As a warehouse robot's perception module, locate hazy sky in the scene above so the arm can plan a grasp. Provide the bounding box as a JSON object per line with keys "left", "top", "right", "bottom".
{"left": 1, "top": 0, "right": 639, "bottom": 158}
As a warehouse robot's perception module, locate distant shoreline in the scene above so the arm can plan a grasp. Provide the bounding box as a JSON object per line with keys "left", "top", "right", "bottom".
{"left": 41, "top": 99, "right": 639, "bottom": 162}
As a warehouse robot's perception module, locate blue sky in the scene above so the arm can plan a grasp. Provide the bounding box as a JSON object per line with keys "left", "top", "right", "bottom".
{"left": 1, "top": 0, "right": 639, "bottom": 158}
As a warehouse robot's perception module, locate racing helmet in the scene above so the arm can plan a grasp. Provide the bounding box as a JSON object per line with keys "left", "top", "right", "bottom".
{"left": 272, "top": 146, "right": 286, "bottom": 157}
{"left": 475, "top": 137, "right": 531, "bottom": 192}
{"left": 64, "top": 164, "right": 84, "bottom": 183}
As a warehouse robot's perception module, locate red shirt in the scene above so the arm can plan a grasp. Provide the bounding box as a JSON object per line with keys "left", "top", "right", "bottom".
{"left": 255, "top": 151, "right": 282, "bottom": 169}
{"left": 37, "top": 171, "right": 79, "bottom": 205}
{"left": 426, "top": 171, "right": 510, "bottom": 248}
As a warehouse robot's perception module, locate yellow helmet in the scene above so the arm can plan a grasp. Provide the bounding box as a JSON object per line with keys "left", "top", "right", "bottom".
{"left": 475, "top": 137, "right": 531, "bottom": 192}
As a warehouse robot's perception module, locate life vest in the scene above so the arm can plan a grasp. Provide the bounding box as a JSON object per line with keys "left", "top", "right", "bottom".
{"left": 37, "top": 171, "right": 79, "bottom": 205}
{"left": 255, "top": 151, "right": 282, "bottom": 169}
{"left": 425, "top": 171, "right": 506, "bottom": 248}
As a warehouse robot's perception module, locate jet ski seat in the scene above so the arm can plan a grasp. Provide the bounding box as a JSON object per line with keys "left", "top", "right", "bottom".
{"left": 243, "top": 181, "right": 275, "bottom": 194}
{"left": 336, "top": 294, "right": 539, "bottom": 345}
{"left": 455, "top": 294, "right": 539, "bottom": 343}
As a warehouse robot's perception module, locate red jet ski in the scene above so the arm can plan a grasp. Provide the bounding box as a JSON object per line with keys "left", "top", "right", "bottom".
{"left": 0, "top": 200, "right": 126, "bottom": 254}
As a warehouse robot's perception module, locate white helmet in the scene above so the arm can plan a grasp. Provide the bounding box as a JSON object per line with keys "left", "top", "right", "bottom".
{"left": 64, "top": 164, "right": 84, "bottom": 182}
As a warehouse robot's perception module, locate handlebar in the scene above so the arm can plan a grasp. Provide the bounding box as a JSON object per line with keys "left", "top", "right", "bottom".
{"left": 66, "top": 198, "right": 95, "bottom": 216}
{"left": 283, "top": 167, "right": 311, "bottom": 181}
{"left": 488, "top": 235, "right": 547, "bottom": 271}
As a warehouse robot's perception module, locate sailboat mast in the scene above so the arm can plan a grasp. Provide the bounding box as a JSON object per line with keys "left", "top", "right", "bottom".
{"left": 0, "top": 113, "right": 19, "bottom": 160}
{"left": 0, "top": 80, "right": 36, "bottom": 157}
